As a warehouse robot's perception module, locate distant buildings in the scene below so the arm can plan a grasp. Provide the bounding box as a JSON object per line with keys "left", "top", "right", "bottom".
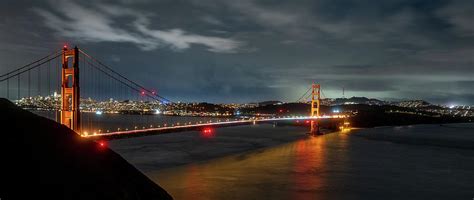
{"left": 321, "top": 97, "right": 386, "bottom": 106}
{"left": 15, "top": 95, "right": 238, "bottom": 117}
{"left": 396, "top": 100, "right": 431, "bottom": 108}
{"left": 13, "top": 95, "right": 474, "bottom": 118}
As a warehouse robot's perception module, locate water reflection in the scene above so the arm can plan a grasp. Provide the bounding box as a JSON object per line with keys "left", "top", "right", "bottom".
{"left": 114, "top": 124, "right": 474, "bottom": 199}
{"left": 182, "top": 165, "right": 209, "bottom": 200}
{"left": 291, "top": 137, "right": 326, "bottom": 199}
{"left": 149, "top": 134, "right": 331, "bottom": 199}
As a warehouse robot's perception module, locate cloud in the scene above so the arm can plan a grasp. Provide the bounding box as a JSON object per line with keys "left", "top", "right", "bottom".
{"left": 193, "top": 0, "right": 313, "bottom": 38}
{"left": 1, "top": 0, "right": 471, "bottom": 103}
{"left": 437, "top": 0, "right": 474, "bottom": 37}
{"left": 227, "top": 0, "right": 298, "bottom": 27}
{"left": 33, "top": 1, "right": 242, "bottom": 53}
{"left": 135, "top": 22, "right": 241, "bottom": 53}
{"left": 200, "top": 15, "right": 224, "bottom": 26}
{"left": 213, "top": 0, "right": 438, "bottom": 48}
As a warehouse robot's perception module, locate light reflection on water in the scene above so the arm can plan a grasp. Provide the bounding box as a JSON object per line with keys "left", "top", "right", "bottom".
{"left": 148, "top": 134, "right": 337, "bottom": 199}
{"left": 291, "top": 138, "right": 326, "bottom": 199}
{"left": 111, "top": 124, "right": 474, "bottom": 199}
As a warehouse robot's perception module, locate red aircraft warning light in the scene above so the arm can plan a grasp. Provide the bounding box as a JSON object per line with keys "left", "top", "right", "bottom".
{"left": 98, "top": 141, "right": 107, "bottom": 148}
{"left": 201, "top": 128, "right": 215, "bottom": 138}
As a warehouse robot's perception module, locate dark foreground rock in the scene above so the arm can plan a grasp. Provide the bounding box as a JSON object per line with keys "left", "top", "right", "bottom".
{"left": 0, "top": 98, "right": 172, "bottom": 200}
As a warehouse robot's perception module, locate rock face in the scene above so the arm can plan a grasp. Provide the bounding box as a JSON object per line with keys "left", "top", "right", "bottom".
{"left": 0, "top": 98, "right": 172, "bottom": 200}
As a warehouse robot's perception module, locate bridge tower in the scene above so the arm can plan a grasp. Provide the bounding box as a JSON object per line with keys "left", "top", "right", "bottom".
{"left": 60, "top": 46, "right": 80, "bottom": 133}
{"left": 311, "top": 83, "right": 321, "bottom": 117}
{"left": 310, "top": 83, "right": 321, "bottom": 134}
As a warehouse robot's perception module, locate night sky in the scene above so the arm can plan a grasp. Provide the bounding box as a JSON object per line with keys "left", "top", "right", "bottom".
{"left": 0, "top": 0, "right": 473, "bottom": 104}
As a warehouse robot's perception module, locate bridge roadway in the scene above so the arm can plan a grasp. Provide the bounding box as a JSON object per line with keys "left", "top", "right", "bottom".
{"left": 82, "top": 115, "right": 347, "bottom": 140}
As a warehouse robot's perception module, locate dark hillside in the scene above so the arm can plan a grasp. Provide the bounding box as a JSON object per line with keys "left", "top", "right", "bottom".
{"left": 0, "top": 98, "right": 172, "bottom": 200}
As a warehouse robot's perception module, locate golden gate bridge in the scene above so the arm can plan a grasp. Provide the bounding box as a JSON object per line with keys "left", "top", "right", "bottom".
{"left": 0, "top": 46, "right": 348, "bottom": 139}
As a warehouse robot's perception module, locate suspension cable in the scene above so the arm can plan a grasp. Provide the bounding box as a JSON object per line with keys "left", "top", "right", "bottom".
{"left": 78, "top": 49, "right": 173, "bottom": 103}
{"left": 0, "top": 53, "right": 61, "bottom": 82}
{"left": 320, "top": 88, "right": 327, "bottom": 99}
{"left": 0, "top": 50, "right": 61, "bottom": 78}
{"left": 295, "top": 86, "right": 311, "bottom": 102}
{"left": 83, "top": 59, "right": 164, "bottom": 102}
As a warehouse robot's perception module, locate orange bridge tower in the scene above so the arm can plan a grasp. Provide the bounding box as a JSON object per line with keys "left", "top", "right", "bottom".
{"left": 310, "top": 83, "right": 321, "bottom": 134}
{"left": 60, "top": 46, "right": 80, "bottom": 133}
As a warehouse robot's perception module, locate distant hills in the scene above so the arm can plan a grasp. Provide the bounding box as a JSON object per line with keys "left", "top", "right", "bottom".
{"left": 324, "top": 97, "right": 386, "bottom": 106}
{"left": 256, "top": 97, "right": 436, "bottom": 108}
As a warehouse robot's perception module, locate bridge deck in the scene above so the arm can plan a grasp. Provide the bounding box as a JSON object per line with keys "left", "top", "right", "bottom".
{"left": 82, "top": 115, "right": 347, "bottom": 139}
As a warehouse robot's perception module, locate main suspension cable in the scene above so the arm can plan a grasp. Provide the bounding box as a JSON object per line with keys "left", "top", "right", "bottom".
{"left": 83, "top": 59, "right": 164, "bottom": 102}
{"left": 295, "top": 86, "right": 311, "bottom": 102}
{"left": 0, "top": 53, "right": 62, "bottom": 82}
{"left": 78, "top": 49, "right": 173, "bottom": 103}
{"left": 0, "top": 50, "right": 61, "bottom": 78}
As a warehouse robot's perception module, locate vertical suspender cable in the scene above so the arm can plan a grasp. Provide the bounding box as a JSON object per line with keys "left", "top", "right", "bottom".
{"left": 47, "top": 56, "right": 51, "bottom": 96}
{"left": 57, "top": 55, "right": 60, "bottom": 95}
{"left": 57, "top": 56, "right": 61, "bottom": 122}
{"left": 17, "top": 75, "right": 20, "bottom": 100}
{"left": 7, "top": 79, "right": 9, "bottom": 100}
{"left": 80, "top": 53, "right": 83, "bottom": 133}
{"left": 38, "top": 66, "right": 41, "bottom": 96}
{"left": 28, "top": 70, "right": 31, "bottom": 98}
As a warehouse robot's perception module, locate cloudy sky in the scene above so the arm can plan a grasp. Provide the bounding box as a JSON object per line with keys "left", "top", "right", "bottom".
{"left": 0, "top": 0, "right": 473, "bottom": 104}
